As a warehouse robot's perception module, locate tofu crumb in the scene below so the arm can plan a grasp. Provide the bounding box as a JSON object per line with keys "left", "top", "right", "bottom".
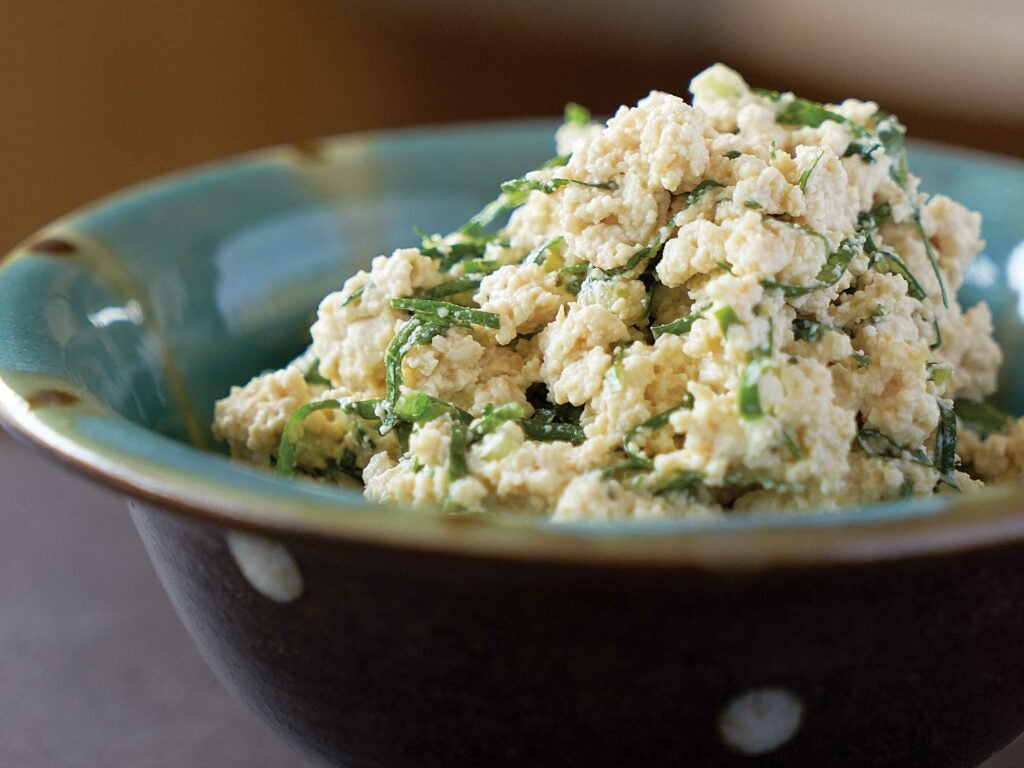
{"left": 213, "top": 63, "right": 1016, "bottom": 521}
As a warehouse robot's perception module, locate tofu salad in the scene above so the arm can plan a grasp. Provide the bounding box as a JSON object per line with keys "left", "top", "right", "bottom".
{"left": 214, "top": 64, "right": 1021, "bottom": 521}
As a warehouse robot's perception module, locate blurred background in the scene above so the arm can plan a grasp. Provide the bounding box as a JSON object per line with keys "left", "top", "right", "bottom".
{"left": 3, "top": 0, "right": 1022, "bottom": 253}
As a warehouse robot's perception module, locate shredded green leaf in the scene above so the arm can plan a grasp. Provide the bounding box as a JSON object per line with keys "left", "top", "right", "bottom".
{"left": 618, "top": 395, "right": 695, "bottom": 471}
{"left": 855, "top": 427, "right": 931, "bottom": 467}
{"left": 414, "top": 276, "right": 482, "bottom": 301}
{"left": 934, "top": 400, "right": 959, "bottom": 489}
{"left": 954, "top": 398, "right": 1013, "bottom": 438}
{"left": 798, "top": 148, "right": 826, "bottom": 192}
{"left": 914, "top": 210, "right": 948, "bottom": 308}
{"left": 470, "top": 403, "right": 525, "bottom": 440}
{"left": 564, "top": 102, "right": 591, "bottom": 126}
{"left": 382, "top": 315, "right": 452, "bottom": 431}
{"left": 649, "top": 469, "right": 706, "bottom": 496}
{"left": 341, "top": 282, "right": 372, "bottom": 307}
{"left": 723, "top": 150, "right": 742, "bottom": 159}
{"left": 543, "top": 153, "right": 572, "bottom": 168}
{"left": 602, "top": 180, "right": 723, "bottom": 277}
{"left": 276, "top": 400, "right": 342, "bottom": 477}
{"left": 303, "top": 358, "right": 331, "bottom": 387}
{"left": 927, "top": 362, "right": 953, "bottom": 386}
{"left": 793, "top": 317, "right": 835, "bottom": 343}
{"left": 782, "top": 429, "right": 804, "bottom": 459}
{"left": 763, "top": 233, "right": 859, "bottom": 297}
{"left": 394, "top": 391, "right": 472, "bottom": 426}
{"left": 714, "top": 305, "right": 740, "bottom": 334}
{"left": 652, "top": 306, "right": 706, "bottom": 338}
{"left": 738, "top": 353, "right": 775, "bottom": 420}
{"left": 390, "top": 298, "right": 500, "bottom": 329}
{"left": 519, "top": 418, "right": 585, "bottom": 444}
{"left": 743, "top": 200, "right": 763, "bottom": 210}
{"left": 875, "top": 112, "right": 908, "bottom": 187}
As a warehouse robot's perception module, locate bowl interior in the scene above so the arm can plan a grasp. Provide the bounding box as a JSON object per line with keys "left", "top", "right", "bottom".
{"left": 1, "top": 121, "right": 1023, "bottom": 539}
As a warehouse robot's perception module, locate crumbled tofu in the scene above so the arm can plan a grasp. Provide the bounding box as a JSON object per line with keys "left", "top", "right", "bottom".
{"left": 214, "top": 63, "right": 1015, "bottom": 520}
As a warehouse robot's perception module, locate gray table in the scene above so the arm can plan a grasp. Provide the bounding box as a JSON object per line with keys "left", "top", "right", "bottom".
{"left": 0, "top": 431, "right": 1021, "bottom": 767}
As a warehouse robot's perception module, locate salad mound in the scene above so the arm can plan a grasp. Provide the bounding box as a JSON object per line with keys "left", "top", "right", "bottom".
{"left": 214, "top": 64, "right": 1019, "bottom": 520}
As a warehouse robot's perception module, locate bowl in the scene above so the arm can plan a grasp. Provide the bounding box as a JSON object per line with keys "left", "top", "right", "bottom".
{"left": 1, "top": 121, "right": 1024, "bottom": 768}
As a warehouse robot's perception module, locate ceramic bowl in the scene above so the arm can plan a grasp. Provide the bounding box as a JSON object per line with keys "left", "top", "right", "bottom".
{"left": 1, "top": 121, "right": 1024, "bottom": 768}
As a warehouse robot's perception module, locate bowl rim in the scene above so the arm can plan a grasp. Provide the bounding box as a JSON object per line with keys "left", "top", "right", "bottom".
{"left": 3, "top": 119, "right": 1024, "bottom": 572}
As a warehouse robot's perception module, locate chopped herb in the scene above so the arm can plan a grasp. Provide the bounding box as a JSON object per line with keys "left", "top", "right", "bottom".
{"left": 927, "top": 362, "right": 953, "bottom": 386}
{"left": 564, "top": 101, "right": 591, "bottom": 126}
{"left": 852, "top": 351, "right": 871, "bottom": 368}
{"left": 500, "top": 177, "right": 617, "bottom": 201}
{"left": 276, "top": 400, "right": 342, "bottom": 477}
{"left": 934, "top": 400, "right": 959, "bottom": 489}
{"left": 716, "top": 260, "right": 734, "bottom": 273}
{"left": 390, "top": 297, "right": 500, "bottom": 329}
{"left": 543, "top": 153, "right": 572, "bottom": 168}
{"left": 793, "top": 317, "right": 834, "bottom": 343}
{"left": 870, "top": 250, "right": 926, "bottom": 301}
{"left": 470, "top": 403, "right": 525, "bottom": 439}
{"left": 525, "top": 236, "right": 566, "bottom": 268}
{"left": 954, "top": 398, "right": 1013, "bottom": 438}
{"left": 714, "top": 305, "right": 740, "bottom": 333}
{"left": 303, "top": 358, "right": 331, "bottom": 387}
{"left": 602, "top": 180, "right": 723, "bottom": 277}
{"left": 616, "top": 395, "right": 695, "bottom": 472}
{"left": 448, "top": 421, "right": 469, "bottom": 482}
{"left": 763, "top": 234, "right": 859, "bottom": 297}
{"left": 605, "top": 340, "right": 631, "bottom": 393}
{"left": 343, "top": 399, "right": 382, "bottom": 420}
{"left": 341, "top": 282, "right": 372, "bottom": 307}
{"left": 652, "top": 306, "right": 707, "bottom": 338}
{"left": 875, "top": 112, "right": 908, "bottom": 187}
{"left": 531, "top": 402, "right": 584, "bottom": 426}
{"left": 382, "top": 315, "right": 453, "bottom": 431}
{"left": 782, "top": 429, "right": 804, "bottom": 459}
{"left": 738, "top": 353, "right": 775, "bottom": 420}
{"left": 519, "top": 418, "right": 585, "bottom": 444}
{"left": 855, "top": 427, "right": 931, "bottom": 467}
{"left": 649, "top": 469, "right": 706, "bottom": 495}
{"left": 723, "top": 150, "right": 742, "bottom": 159}
{"left": 929, "top": 316, "right": 943, "bottom": 351}
{"left": 744, "top": 200, "right": 763, "bottom": 210}
{"left": 798, "top": 148, "right": 826, "bottom": 192}
{"left": 913, "top": 210, "right": 948, "bottom": 308}
{"left": 461, "top": 258, "right": 504, "bottom": 275}
{"left": 394, "top": 391, "right": 472, "bottom": 426}
{"left": 755, "top": 88, "right": 873, "bottom": 139}
{"left": 769, "top": 140, "right": 778, "bottom": 162}
{"left": 414, "top": 276, "right": 482, "bottom": 300}
{"left": 328, "top": 449, "right": 363, "bottom": 483}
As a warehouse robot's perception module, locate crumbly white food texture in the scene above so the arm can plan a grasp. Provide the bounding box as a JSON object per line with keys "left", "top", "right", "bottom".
{"left": 214, "top": 63, "right": 1019, "bottom": 520}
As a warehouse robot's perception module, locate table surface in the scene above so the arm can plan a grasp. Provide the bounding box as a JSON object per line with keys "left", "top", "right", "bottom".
{"left": 1, "top": 431, "right": 1022, "bottom": 768}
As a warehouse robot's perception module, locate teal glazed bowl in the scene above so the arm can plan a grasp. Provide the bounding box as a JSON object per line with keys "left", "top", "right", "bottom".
{"left": 2, "top": 122, "right": 1024, "bottom": 768}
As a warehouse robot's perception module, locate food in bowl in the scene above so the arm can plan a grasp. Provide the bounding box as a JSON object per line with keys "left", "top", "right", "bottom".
{"left": 213, "top": 63, "right": 1020, "bottom": 520}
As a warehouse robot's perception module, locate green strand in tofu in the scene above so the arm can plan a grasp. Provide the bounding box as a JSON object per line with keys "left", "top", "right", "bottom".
{"left": 613, "top": 394, "right": 695, "bottom": 473}
{"left": 798, "top": 148, "right": 826, "bottom": 192}
{"left": 390, "top": 298, "right": 500, "bottom": 329}
{"left": 276, "top": 400, "right": 343, "bottom": 477}
{"left": 651, "top": 306, "right": 707, "bottom": 338}
{"left": 934, "top": 400, "right": 959, "bottom": 489}
{"left": 954, "top": 398, "right": 1014, "bottom": 438}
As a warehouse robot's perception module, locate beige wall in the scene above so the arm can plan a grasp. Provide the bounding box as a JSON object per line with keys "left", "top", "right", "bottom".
{"left": 3, "top": 1, "right": 1021, "bottom": 252}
